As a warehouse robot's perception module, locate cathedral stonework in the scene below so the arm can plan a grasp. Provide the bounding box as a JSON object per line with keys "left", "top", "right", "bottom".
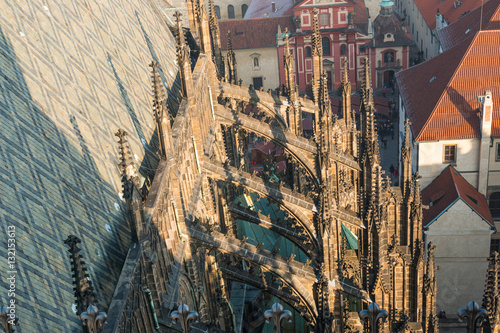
{"left": 65, "top": 0, "right": 440, "bottom": 332}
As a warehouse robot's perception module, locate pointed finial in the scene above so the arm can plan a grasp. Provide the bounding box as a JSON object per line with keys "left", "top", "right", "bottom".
{"left": 173, "top": 11, "right": 183, "bottom": 24}
{"left": 342, "top": 57, "right": 349, "bottom": 84}
{"left": 65, "top": 235, "right": 97, "bottom": 317}
{"left": 362, "top": 58, "right": 372, "bottom": 101}
{"left": 115, "top": 129, "right": 140, "bottom": 199}
{"left": 227, "top": 30, "right": 233, "bottom": 51}
{"left": 312, "top": 8, "right": 322, "bottom": 56}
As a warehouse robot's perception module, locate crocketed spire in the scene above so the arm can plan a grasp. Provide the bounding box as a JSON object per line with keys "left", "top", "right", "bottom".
{"left": 64, "top": 235, "right": 96, "bottom": 317}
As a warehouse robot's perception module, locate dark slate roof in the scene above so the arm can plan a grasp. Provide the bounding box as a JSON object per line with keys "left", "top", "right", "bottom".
{"left": 219, "top": 17, "right": 295, "bottom": 49}
{"left": 438, "top": 0, "right": 500, "bottom": 51}
{"left": 244, "top": 0, "right": 295, "bottom": 19}
{"left": 396, "top": 30, "right": 500, "bottom": 141}
{"left": 421, "top": 166, "right": 494, "bottom": 228}
{"left": 364, "top": 11, "right": 413, "bottom": 48}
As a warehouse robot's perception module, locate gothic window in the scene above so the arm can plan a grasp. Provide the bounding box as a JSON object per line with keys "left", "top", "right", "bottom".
{"left": 384, "top": 51, "right": 395, "bottom": 64}
{"left": 322, "top": 37, "right": 331, "bottom": 56}
{"left": 443, "top": 144, "right": 456, "bottom": 163}
{"left": 305, "top": 46, "right": 312, "bottom": 57}
{"left": 489, "top": 192, "right": 500, "bottom": 219}
{"left": 214, "top": 5, "right": 221, "bottom": 19}
{"left": 340, "top": 44, "right": 347, "bottom": 55}
{"left": 320, "top": 13, "right": 329, "bottom": 25}
{"left": 228, "top": 5, "right": 235, "bottom": 19}
{"left": 242, "top": 4, "right": 248, "bottom": 18}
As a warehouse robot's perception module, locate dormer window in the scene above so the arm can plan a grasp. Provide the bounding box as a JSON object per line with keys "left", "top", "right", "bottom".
{"left": 384, "top": 33, "right": 395, "bottom": 42}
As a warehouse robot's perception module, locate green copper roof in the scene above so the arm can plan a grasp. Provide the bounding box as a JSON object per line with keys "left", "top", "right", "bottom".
{"left": 379, "top": 0, "right": 394, "bottom": 7}
{"left": 235, "top": 193, "right": 308, "bottom": 263}
{"left": 341, "top": 222, "right": 359, "bottom": 250}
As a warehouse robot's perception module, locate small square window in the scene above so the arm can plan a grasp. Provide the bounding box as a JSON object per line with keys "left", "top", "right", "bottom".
{"left": 443, "top": 144, "right": 457, "bottom": 163}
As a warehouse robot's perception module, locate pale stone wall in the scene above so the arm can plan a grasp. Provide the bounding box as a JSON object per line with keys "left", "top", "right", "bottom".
{"left": 222, "top": 47, "right": 281, "bottom": 91}
{"left": 418, "top": 139, "right": 480, "bottom": 189}
{"left": 214, "top": 0, "right": 251, "bottom": 19}
{"left": 425, "top": 199, "right": 493, "bottom": 315}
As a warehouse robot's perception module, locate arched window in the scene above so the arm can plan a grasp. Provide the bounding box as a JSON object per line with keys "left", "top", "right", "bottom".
{"left": 490, "top": 192, "right": 500, "bottom": 219}
{"left": 241, "top": 4, "right": 248, "bottom": 18}
{"left": 228, "top": 5, "right": 235, "bottom": 19}
{"left": 214, "top": 5, "right": 221, "bottom": 19}
{"left": 322, "top": 37, "right": 331, "bottom": 56}
{"left": 305, "top": 46, "right": 312, "bottom": 57}
{"left": 340, "top": 44, "right": 347, "bottom": 55}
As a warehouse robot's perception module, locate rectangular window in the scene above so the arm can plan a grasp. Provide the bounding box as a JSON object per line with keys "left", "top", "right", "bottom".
{"left": 443, "top": 144, "right": 457, "bottom": 163}
{"left": 320, "top": 13, "right": 329, "bottom": 25}
{"left": 496, "top": 143, "right": 500, "bottom": 161}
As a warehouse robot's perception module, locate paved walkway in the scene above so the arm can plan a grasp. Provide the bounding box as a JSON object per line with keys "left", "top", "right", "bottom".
{"left": 376, "top": 90, "right": 400, "bottom": 186}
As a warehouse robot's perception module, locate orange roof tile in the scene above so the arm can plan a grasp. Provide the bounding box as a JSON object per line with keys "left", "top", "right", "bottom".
{"left": 421, "top": 166, "right": 494, "bottom": 227}
{"left": 219, "top": 17, "right": 295, "bottom": 50}
{"left": 438, "top": 0, "right": 500, "bottom": 51}
{"left": 396, "top": 30, "right": 500, "bottom": 141}
{"left": 415, "top": 0, "right": 484, "bottom": 30}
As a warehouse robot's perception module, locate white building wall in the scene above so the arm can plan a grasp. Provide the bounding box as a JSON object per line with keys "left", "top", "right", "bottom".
{"left": 418, "top": 139, "right": 480, "bottom": 189}
{"left": 393, "top": 0, "right": 440, "bottom": 59}
{"left": 222, "top": 47, "right": 281, "bottom": 91}
{"left": 425, "top": 199, "right": 493, "bottom": 316}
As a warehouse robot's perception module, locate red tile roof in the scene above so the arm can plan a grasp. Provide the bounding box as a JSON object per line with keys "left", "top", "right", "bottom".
{"left": 438, "top": 0, "right": 500, "bottom": 51}
{"left": 415, "top": 0, "right": 484, "bottom": 30}
{"left": 396, "top": 30, "right": 500, "bottom": 141}
{"left": 421, "top": 166, "right": 494, "bottom": 227}
{"left": 244, "top": 0, "right": 295, "bottom": 19}
{"left": 219, "top": 17, "right": 295, "bottom": 50}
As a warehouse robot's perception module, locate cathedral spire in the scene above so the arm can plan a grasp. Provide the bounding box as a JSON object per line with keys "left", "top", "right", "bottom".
{"left": 401, "top": 118, "right": 412, "bottom": 199}
{"left": 208, "top": 0, "right": 224, "bottom": 78}
{"left": 64, "top": 235, "right": 96, "bottom": 318}
{"left": 150, "top": 61, "right": 173, "bottom": 158}
{"left": 311, "top": 8, "right": 323, "bottom": 105}
{"left": 360, "top": 58, "right": 378, "bottom": 146}
{"left": 175, "top": 11, "right": 193, "bottom": 98}
{"left": 116, "top": 129, "right": 141, "bottom": 200}
{"left": 284, "top": 28, "right": 302, "bottom": 136}
{"left": 193, "top": 0, "right": 211, "bottom": 53}
{"left": 226, "top": 30, "right": 238, "bottom": 84}
{"left": 361, "top": 57, "right": 374, "bottom": 105}
{"left": 116, "top": 129, "right": 147, "bottom": 242}
{"left": 340, "top": 58, "right": 352, "bottom": 128}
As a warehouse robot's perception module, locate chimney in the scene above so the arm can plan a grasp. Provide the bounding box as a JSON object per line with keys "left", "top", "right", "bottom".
{"left": 478, "top": 90, "right": 493, "bottom": 195}
{"left": 272, "top": 2, "right": 276, "bottom": 12}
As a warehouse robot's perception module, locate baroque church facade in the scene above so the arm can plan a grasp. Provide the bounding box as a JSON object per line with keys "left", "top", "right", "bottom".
{"left": 61, "top": 0, "right": 444, "bottom": 331}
